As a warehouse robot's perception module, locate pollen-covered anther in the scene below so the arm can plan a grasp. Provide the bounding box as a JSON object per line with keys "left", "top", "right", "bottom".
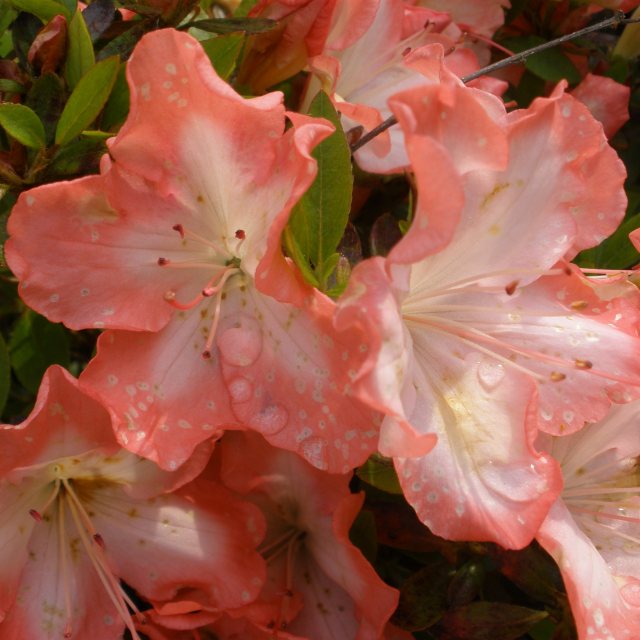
{"left": 235, "top": 229, "right": 246, "bottom": 240}
{"left": 29, "top": 508, "right": 43, "bottom": 522}
{"left": 172, "top": 223, "right": 185, "bottom": 238}
{"left": 575, "top": 359, "right": 593, "bottom": 370}
{"left": 93, "top": 532, "right": 106, "bottom": 549}
{"left": 505, "top": 280, "right": 519, "bottom": 296}
{"left": 570, "top": 300, "right": 588, "bottom": 310}
{"left": 550, "top": 371, "right": 566, "bottom": 382}
{"left": 202, "top": 350, "right": 212, "bottom": 360}
{"left": 163, "top": 290, "right": 176, "bottom": 302}
{"left": 157, "top": 257, "right": 170, "bottom": 266}
{"left": 401, "top": 46, "right": 412, "bottom": 57}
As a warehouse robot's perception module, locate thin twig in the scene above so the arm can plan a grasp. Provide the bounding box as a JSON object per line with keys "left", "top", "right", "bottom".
{"left": 350, "top": 12, "right": 639, "bottom": 154}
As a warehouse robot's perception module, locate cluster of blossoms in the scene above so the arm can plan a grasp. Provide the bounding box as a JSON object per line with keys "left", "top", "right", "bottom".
{"left": 2, "top": 0, "right": 640, "bottom": 638}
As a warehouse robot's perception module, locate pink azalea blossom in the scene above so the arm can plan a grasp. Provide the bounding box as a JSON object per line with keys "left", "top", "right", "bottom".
{"left": 6, "top": 28, "right": 380, "bottom": 473}
{"left": 0, "top": 366, "right": 266, "bottom": 640}
{"left": 216, "top": 431, "right": 399, "bottom": 639}
{"left": 335, "top": 80, "right": 640, "bottom": 548}
{"left": 536, "top": 401, "right": 640, "bottom": 639}
{"left": 571, "top": 73, "right": 631, "bottom": 139}
{"left": 414, "top": 0, "right": 509, "bottom": 38}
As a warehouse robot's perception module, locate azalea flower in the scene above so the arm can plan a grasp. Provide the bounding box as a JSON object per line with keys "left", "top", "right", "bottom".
{"left": 6, "top": 28, "right": 380, "bottom": 473}
{"left": 335, "top": 80, "right": 640, "bottom": 548}
{"left": 216, "top": 431, "right": 399, "bottom": 639}
{"left": 536, "top": 401, "right": 640, "bottom": 639}
{"left": 0, "top": 366, "right": 266, "bottom": 640}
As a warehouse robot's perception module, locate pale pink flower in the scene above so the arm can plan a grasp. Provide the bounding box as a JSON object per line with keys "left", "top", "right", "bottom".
{"left": 414, "top": 0, "right": 509, "bottom": 38}
{"left": 335, "top": 80, "right": 640, "bottom": 548}
{"left": 216, "top": 431, "right": 399, "bottom": 639}
{"left": 7, "top": 28, "right": 380, "bottom": 473}
{"left": 0, "top": 366, "right": 266, "bottom": 640}
{"left": 536, "top": 401, "right": 640, "bottom": 639}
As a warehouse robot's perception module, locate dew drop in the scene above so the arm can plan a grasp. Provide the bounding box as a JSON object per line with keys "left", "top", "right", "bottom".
{"left": 299, "top": 437, "right": 328, "bottom": 470}
{"left": 228, "top": 377, "right": 253, "bottom": 403}
{"left": 250, "top": 403, "right": 288, "bottom": 435}
{"left": 218, "top": 318, "right": 262, "bottom": 367}
{"left": 477, "top": 361, "right": 505, "bottom": 391}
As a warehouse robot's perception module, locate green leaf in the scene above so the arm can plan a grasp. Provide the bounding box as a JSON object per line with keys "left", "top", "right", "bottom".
{"left": 0, "top": 79, "right": 26, "bottom": 94}
{"left": 356, "top": 454, "right": 403, "bottom": 494}
{"left": 11, "top": 0, "right": 72, "bottom": 21}
{"left": 9, "top": 311, "right": 70, "bottom": 394}
{"left": 0, "top": 102, "right": 46, "bottom": 149}
{"left": 101, "top": 62, "right": 130, "bottom": 132}
{"left": 201, "top": 34, "right": 244, "bottom": 81}
{"left": 283, "top": 226, "right": 320, "bottom": 287}
{"left": 574, "top": 210, "right": 640, "bottom": 269}
{"left": 502, "top": 36, "right": 581, "bottom": 85}
{"left": 55, "top": 55, "right": 119, "bottom": 146}
{"left": 287, "top": 90, "right": 353, "bottom": 291}
{"left": 438, "top": 602, "right": 548, "bottom": 640}
{"left": 0, "top": 332, "right": 10, "bottom": 416}
{"left": 234, "top": 0, "right": 258, "bottom": 16}
{"left": 184, "top": 17, "right": 276, "bottom": 34}
{"left": 64, "top": 9, "right": 95, "bottom": 89}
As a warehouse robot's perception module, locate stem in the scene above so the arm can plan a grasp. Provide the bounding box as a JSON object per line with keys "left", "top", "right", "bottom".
{"left": 350, "top": 12, "right": 640, "bottom": 153}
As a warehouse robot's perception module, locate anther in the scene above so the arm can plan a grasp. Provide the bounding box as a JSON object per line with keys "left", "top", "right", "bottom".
{"left": 563, "top": 265, "right": 573, "bottom": 276}
{"left": 505, "top": 280, "right": 519, "bottom": 296}
{"left": 570, "top": 300, "right": 588, "bottom": 310}
{"left": 29, "top": 508, "right": 43, "bottom": 522}
{"left": 172, "top": 223, "right": 185, "bottom": 238}
{"left": 157, "top": 257, "right": 169, "bottom": 266}
{"left": 402, "top": 47, "right": 412, "bottom": 57}
{"left": 93, "top": 533, "right": 106, "bottom": 549}
{"left": 575, "top": 359, "right": 593, "bottom": 370}
{"left": 235, "top": 229, "right": 246, "bottom": 240}
{"left": 163, "top": 291, "right": 176, "bottom": 301}
{"left": 202, "top": 350, "right": 212, "bottom": 360}
{"left": 550, "top": 371, "right": 566, "bottom": 382}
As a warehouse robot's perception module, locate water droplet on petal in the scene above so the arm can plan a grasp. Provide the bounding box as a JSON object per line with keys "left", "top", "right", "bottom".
{"left": 250, "top": 403, "right": 288, "bottom": 435}
{"left": 477, "top": 360, "right": 505, "bottom": 391}
{"left": 218, "top": 318, "right": 262, "bottom": 367}
{"left": 299, "top": 437, "right": 329, "bottom": 471}
{"left": 228, "top": 377, "right": 253, "bottom": 403}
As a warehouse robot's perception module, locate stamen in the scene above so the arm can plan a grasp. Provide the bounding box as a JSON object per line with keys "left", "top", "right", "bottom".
{"left": 63, "top": 481, "right": 145, "bottom": 639}
{"left": 58, "top": 495, "right": 74, "bottom": 639}
{"left": 572, "top": 512, "right": 640, "bottom": 546}
{"left": 164, "top": 266, "right": 237, "bottom": 311}
{"left": 504, "top": 280, "right": 519, "bottom": 296}
{"left": 172, "top": 223, "right": 228, "bottom": 255}
{"left": 575, "top": 359, "right": 593, "bottom": 370}
{"left": 29, "top": 509, "right": 43, "bottom": 522}
{"left": 200, "top": 268, "right": 240, "bottom": 359}
{"left": 550, "top": 372, "right": 566, "bottom": 382}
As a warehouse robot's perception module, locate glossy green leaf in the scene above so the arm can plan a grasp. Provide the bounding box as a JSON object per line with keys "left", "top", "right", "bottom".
{"left": 574, "top": 206, "right": 640, "bottom": 270}
{"left": 101, "top": 62, "right": 130, "bottom": 131}
{"left": 64, "top": 9, "right": 95, "bottom": 89}
{"left": 438, "top": 602, "right": 548, "bottom": 640}
{"left": 10, "top": 0, "right": 72, "bottom": 21}
{"left": 357, "top": 454, "right": 403, "bottom": 494}
{"left": 502, "top": 36, "right": 581, "bottom": 85}
{"left": 183, "top": 17, "right": 276, "bottom": 34}
{"left": 55, "top": 55, "right": 119, "bottom": 146}
{"left": 0, "top": 102, "right": 46, "bottom": 149}
{"left": 0, "top": 332, "right": 10, "bottom": 416}
{"left": 287, "top": 90, "right": 352, "bottom": 291}
{"left": 201, "top": 34, "right": 244, "bottom": 81}
{"left": 26, "top": 72, "right": 66, "bottom": 146}
{"left": 393, "top": 559, "right": 451, "bottom": 631}
{"left": 9, "top": 311, "right": 70, "bottom": 394}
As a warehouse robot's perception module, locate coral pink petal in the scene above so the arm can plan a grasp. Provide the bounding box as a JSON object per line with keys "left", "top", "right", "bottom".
{"left": 80, "top": 321, "right": 237, "bottom": 471}
{"left": 571, "top": 73, "right": 630, "bottom": 139}
{"left": 1, "top": 505, "right": 123, "bottom": 640}
{"left": 392, "top": 345, "right": 561, "bottom": 549}
{"left": 5, "top": 175, "right": 175, "bottom": 332}
{"left": 217, "top": 286, "right": 381, "bottom": 473}
{"left": 90, "top": 481, "right": 266, "bottom": 610}
{"left": 537, "top": 500, "right": 640, "bottom": 640}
